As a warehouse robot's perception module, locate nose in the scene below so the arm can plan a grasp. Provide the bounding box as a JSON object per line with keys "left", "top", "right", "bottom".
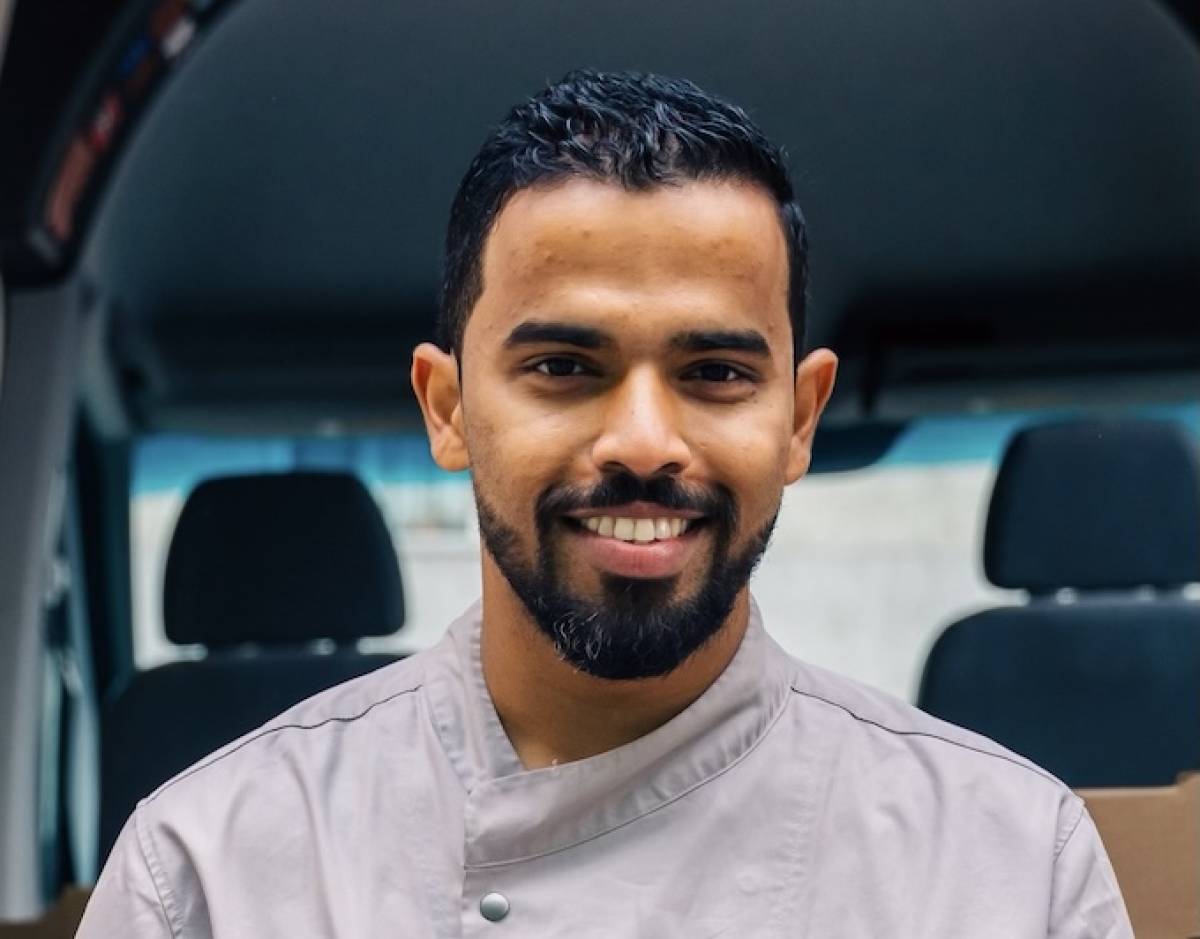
{"left": 590, "top": 366, "right": 693, "bottom": 478}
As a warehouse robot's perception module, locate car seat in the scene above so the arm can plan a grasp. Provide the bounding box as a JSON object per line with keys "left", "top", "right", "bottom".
{"left": 917, "top": 419, "right": 1200, "bottom": 787}
{"left": 98, "top": 471, "right": 407, "bottom": 864}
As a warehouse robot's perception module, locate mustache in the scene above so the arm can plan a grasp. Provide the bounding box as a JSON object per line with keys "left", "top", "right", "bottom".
{"left": 536, "top": 471, "right": 735, "bottom": 524}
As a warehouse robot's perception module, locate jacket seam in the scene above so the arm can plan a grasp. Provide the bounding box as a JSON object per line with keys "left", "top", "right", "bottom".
{"left": 789, "top": 686, "right": 1062, "bottom": 788}
{"left": 134, "top": 806, "right": 183, "bottom": 938}
{"left": 1053, "top": 798, "right": 1086, "bottom": 859}
{"left": 145, "top": 684, "right": 422, "bottom": 803}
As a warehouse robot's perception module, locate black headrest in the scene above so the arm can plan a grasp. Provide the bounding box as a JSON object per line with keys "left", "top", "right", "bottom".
{"left": 984, "top": 420, "right": 1200, "bottom": 592}
{"left": 164, "top": 472, "right": 404, "bottom": 646}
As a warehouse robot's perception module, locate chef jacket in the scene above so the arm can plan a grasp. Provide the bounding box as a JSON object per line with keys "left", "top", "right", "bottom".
{"left": 78, "top": 599, "right": 1132, "bottom": 938}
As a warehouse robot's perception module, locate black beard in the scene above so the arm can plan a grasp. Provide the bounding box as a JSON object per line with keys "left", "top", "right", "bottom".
{"left": 475, "top": 471, "right": 777, "bottom": 680}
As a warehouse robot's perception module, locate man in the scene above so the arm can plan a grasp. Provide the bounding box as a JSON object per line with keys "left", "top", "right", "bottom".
{"left": 79, "top": 70, "right": 1131, "bottom": 937}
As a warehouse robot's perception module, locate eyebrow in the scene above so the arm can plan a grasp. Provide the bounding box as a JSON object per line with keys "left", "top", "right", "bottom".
{"left": 670, "top": 329, "right": 771, "bottom": 357}
{"left": 504, "top": 321, "right": 614, "bottom": 350}
{"left": 503, "top": 321, "right": 772, "bottom": 357}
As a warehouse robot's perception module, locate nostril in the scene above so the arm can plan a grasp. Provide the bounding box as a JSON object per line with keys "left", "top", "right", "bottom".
{"left": 598, "top": 460, "right": 686, "bottom": 479}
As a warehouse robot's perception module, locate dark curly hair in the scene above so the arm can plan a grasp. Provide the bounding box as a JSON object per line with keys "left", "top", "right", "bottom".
{"left": 438, "top": 69, "right": 808, "bottom": 363}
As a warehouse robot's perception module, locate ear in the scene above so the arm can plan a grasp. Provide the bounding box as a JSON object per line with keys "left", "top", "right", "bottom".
{"left": 411, "top": 342, "right": 470, "bottom": 472}
{"left": 785, "top": 348, "right": 838, "bottom": 484}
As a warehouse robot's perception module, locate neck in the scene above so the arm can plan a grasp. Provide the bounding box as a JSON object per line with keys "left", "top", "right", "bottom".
{"left": 479, "top": 557, "right": 751, "bottom": 769}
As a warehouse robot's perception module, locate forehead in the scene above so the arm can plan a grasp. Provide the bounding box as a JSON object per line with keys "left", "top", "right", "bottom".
{"left": 472, "top": 177, "right": 790, "bottom": 344}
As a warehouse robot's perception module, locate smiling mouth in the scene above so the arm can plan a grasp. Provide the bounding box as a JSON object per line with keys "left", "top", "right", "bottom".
{"left": 558, "top": 504, "right": 709, "bottom": 578}
{"left": 563, "top": 509, "right": 708, "bottom": 546}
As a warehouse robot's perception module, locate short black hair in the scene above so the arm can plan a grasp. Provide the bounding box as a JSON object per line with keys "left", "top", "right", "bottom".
{"left": 438, "top": 69, "right": 808, "bottom": 362}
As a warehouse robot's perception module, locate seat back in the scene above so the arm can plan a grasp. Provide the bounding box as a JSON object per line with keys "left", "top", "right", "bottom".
{"left": 99, "top": 472, "right": 407, "bottom": 864}
{"left": 918, "top": 419, "right": 1200, "bottom": 787}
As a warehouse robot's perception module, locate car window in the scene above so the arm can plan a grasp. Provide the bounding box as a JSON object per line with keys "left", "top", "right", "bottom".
{"left": 130, "top": 403, "right": 1200, "bottom": 701}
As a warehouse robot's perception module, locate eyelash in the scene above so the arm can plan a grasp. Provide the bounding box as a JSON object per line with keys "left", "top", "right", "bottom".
{"left": 530, "top": 357, "right": 592, "bottom": 378}
{"left": 526, "top": 357, "right": 756, "bottom": 384}
{"left": 683, "top": 362, "right": 753, "bottom": 384}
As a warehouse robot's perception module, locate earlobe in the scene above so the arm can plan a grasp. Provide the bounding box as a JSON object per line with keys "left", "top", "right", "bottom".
{"left": 411, "top": 342, "right": 471, "bottom": 472}
{"left": 785, "top": 348, "right": 838, "bottom": 484}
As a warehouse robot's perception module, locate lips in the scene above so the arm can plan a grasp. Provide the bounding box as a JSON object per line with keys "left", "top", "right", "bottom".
{"left": 562, "top": 502, "right": 706, "bottom": 578}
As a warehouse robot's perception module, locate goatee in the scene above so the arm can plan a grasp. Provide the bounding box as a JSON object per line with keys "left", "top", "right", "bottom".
{"left": 475, "top": 471, "right": 776, "bottom": 680}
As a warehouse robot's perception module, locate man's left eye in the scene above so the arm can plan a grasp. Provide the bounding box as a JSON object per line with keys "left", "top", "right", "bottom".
{"left": 687, "top": 363, "right": 749, "bottom": 383}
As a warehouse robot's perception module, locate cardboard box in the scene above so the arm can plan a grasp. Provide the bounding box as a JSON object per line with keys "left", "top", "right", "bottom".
{"left": 1078, "top": 774, "right": 1200, "bottom": 939}
{"left": 0, "top": 887, "right": 89, "bottom": 938}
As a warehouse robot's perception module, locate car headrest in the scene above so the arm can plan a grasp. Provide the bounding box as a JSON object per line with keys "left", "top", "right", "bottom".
{"left": 983, "top": 420, "right": 1200, "bottom": 592}
{"left": 164, "top": 472, "right": 404, "bottom": 647}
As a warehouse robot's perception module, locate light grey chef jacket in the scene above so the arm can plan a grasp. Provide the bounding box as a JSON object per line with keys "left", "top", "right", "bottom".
{"left": 79, "top": 600, "right": 1132, "bottom": 938}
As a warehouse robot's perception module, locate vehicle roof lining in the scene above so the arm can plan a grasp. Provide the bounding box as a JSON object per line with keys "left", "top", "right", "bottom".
{"left": 71, "top": 0, "right": 1200, "bottom": 432}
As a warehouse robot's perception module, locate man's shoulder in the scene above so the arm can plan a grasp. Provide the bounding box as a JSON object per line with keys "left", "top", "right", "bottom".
{"left": 141, "top": 648, "right": 434, "bottom": 812}
{"left": 97, "top": 648, "right": 455, "bottom": 935}
{"left": 777, "top": 653, "right": 1084, "bottom": 856}
{"left": 783, "top": 654, "right": 1073, "bottom": 795}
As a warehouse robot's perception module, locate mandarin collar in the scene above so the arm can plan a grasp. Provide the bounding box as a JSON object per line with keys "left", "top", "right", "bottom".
{"left": 425, "top": 596, "right": 794, "bottom": 867}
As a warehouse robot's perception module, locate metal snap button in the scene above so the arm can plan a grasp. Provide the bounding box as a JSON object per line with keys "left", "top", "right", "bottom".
{"left": 479, "top": 892, "right": 510, "bottom": 922}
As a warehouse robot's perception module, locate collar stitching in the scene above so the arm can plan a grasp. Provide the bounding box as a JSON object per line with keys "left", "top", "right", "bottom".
{"left": 464, "top": 690, "right": 791, "bottom": 870}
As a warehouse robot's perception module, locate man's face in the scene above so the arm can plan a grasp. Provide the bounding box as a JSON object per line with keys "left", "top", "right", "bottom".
{"left": 428, "top": 178, "right": 832, "bottom": 679}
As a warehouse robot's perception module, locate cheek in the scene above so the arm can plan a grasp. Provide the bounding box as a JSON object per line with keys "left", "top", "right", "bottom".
{"left": 472, "top": 369, "right": 602, "bottom": 456}
{"left": 693, "top": 411, "right": 791, "bottom": 519}
{"left": 463, "top": 391, "right": 584, "bottom": 511}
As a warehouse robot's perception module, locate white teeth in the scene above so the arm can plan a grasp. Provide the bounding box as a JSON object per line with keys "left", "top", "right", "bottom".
{"left": 579, "top": 516, "right": 695, "bottom": 543}
{"left": 612, "top": 518, "right": 636, "bottom": 541}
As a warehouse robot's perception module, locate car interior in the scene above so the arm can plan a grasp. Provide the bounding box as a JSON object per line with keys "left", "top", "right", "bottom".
{"left": 1, "top": 0, "right": 1199, "bottom": 936}
{"left": 918, "top": 418, "right": 1200, "bottom": 788}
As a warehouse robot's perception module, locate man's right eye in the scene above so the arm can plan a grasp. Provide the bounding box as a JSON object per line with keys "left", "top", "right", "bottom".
{"left": 531, "top": 357, "right": 588, "bottom": 378}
